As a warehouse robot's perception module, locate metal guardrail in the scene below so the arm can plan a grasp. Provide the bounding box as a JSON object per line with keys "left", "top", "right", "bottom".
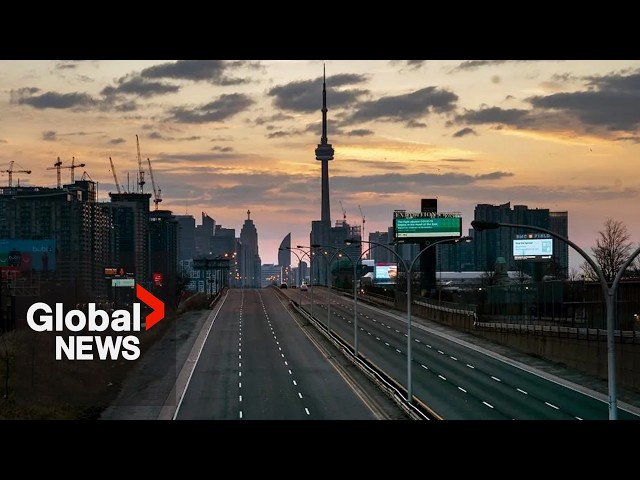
{"left": 474, "top": 320, "right": 640, "bottom": 342}
{"left": 280, "top": 288, "right": 439, "bottom": 420}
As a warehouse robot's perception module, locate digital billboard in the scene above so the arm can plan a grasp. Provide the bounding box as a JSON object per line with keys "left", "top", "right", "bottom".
{"left": 375, "top": 263, "right": 397, "bottom": 282}
{"left": 513, "top": 234, "right": 553, "bottom": 261}
{"left": 394, "top": 214, "right": 462, "bottom": 241}
{"left": 0, "top": 239, "right": 56, "bottom": 272}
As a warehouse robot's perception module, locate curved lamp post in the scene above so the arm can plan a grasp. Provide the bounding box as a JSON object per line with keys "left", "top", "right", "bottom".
{"left": 295, "top": 245, "right": 320, "bottom": 318}
{"left": 279, "top": 247, "right": 304, "bottom": 308}
{"left": 472, "top": 220, "right": 640, "bottom": 420}
{"left": 346, "top": 235, "right": 471, "bottom": 403}
{"left": 311, "top": 244, "right": 352, "bottom": 338}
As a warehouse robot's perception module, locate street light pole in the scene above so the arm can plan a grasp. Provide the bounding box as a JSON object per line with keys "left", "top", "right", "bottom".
{"left": 280, "top": 247, "right": 304, "bottom": 309}
{"left": 347, "top": 236, "right": 471, "bottom": 403}
{"left": 295, "top": 245, "right": 317, "bottom": 318}
{"left": 471, "top": 220, "right": 640, "bottom": 420}
{"left": 311, "top": 244, "right": 346, "bottom": 337}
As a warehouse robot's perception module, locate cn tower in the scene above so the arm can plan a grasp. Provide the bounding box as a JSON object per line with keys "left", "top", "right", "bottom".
{"left": 314, "top": 65, "right": 335, "bottom": 223}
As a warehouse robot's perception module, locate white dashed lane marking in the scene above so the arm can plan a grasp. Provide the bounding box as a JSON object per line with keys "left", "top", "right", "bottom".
{"left": 483, "top": 401, "right": 494, "bottom": 409}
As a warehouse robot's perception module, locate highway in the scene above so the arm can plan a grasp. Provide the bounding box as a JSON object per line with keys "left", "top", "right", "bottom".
{"left": 290, "top": 286, "right": 640, "bottom": 420}
{"left": 174, "top": 288, "right": 394, "bottom": 420}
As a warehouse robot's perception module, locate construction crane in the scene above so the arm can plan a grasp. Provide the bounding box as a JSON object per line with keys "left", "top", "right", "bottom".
{"left": 146, "top": 157, "right": 162, "bottom": 210}
{"left": 47, "top": 157, "right": 63, "bottom": 188}
{"left": 136, "top": 134, "right": 145, "bottom": 194}
{"left": 4, "top": 161, "right": 31, "bottom": 187}
{"left": 47, "top": 156, "right": 85, "bottom": 186}
{"left": 339, "top": 200, "right": 347, "bottom": 225}
{"left": 359, "top": 205, "right": 367, "bottom": 259}
{"left": 109, "top": 157, "right": 123, "bottom": 194}
{"left": 66, "top": 157, "right": 86, "bottom": 183}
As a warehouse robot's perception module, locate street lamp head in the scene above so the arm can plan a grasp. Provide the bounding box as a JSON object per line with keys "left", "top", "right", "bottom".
{"left": 344, "top": 238, "right": 360, "bottom": 246}
{"left": 471, "top": 220, "right": 500, "bottom": 231}
{"left": 456, "top": 236, "right": 473, "bottom": 243}
{"left": 311, "top": 243, "right": 321, "bottom": 248}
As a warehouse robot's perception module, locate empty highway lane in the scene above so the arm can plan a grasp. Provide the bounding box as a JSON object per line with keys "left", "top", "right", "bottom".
{"left": 174, "top": 288, "right": 386, "bottom": 420}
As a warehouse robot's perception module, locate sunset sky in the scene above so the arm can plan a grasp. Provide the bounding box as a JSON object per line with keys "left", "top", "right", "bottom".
{"left": 1, "top": 59, "right": 639, "bottom": 270}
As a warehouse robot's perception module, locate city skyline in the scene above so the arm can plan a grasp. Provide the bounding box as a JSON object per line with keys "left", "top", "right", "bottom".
{"left": 2, "top": 60, "right": 640, "bottom": 269}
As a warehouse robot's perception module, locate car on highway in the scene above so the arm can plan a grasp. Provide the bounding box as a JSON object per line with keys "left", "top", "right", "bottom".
{"left": 300, "top": 283, "right": 308, "bottom": 291}
{"left": 280, "top": 282, "right": 288, "bottom": 289}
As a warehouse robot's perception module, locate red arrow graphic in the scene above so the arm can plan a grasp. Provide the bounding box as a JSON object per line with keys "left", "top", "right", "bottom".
{"left": 136, "top": 283, "right": 165, "bottom": 330}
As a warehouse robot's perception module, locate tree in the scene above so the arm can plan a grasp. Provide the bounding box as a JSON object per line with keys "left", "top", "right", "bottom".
{"left": 580, "top": 218, "right": 633, "bottom": 282}
{"left": 567, "top": 266, "right": 583, "bottom": 282}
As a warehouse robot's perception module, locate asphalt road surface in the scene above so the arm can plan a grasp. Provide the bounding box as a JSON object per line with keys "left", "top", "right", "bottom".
{"left": 100, "top": 288, "right": 409, "bottom": 420}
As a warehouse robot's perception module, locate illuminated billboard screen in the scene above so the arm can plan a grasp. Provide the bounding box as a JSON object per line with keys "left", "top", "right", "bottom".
{"left": 394, "top": 215, "right": 462, "bottom": 241}
{"left": 375, "top": 263, "right": 397, "bottom": 282}
{"left": 0, "top": 239, "right": 56, "bottom": 272}
{"left": 513, "top": 235, "right": 553, "bottom": 261}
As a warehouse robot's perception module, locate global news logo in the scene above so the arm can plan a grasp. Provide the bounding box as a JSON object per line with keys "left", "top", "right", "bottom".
{"left": 26, "top": 283, "right": 164, "bottom": 361}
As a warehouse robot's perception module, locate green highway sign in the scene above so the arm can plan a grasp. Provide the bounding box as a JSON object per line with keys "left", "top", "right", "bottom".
{"left": 395, "top": 216, "right": 462, "bottom": 240}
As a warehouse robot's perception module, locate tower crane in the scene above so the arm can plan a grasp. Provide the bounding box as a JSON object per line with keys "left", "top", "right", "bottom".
{"left": 359, "top": 205, "right": 366, "bottom": 259}
{"left": 66, "top": 157, "right": 86, "bottom": 183}
{"left": 47, "top": 157, "right": 63, "bottom": 188}
{"left": 146, "top": 157, "right": 162, "bottom": 210}
{"left": 47, "top": 157, "right": 85, "bottom": 186}
{"left": 4, "top": 161, "right": 31, "bottom": 187}
{"left": 339, "top": 200, "right": 347, "bottom": 225}
{"left": 136, "top": 134, "right": 145, "bottom": 194}
{"left": 109, "top": 157, "right": 123, "bottom": 194}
